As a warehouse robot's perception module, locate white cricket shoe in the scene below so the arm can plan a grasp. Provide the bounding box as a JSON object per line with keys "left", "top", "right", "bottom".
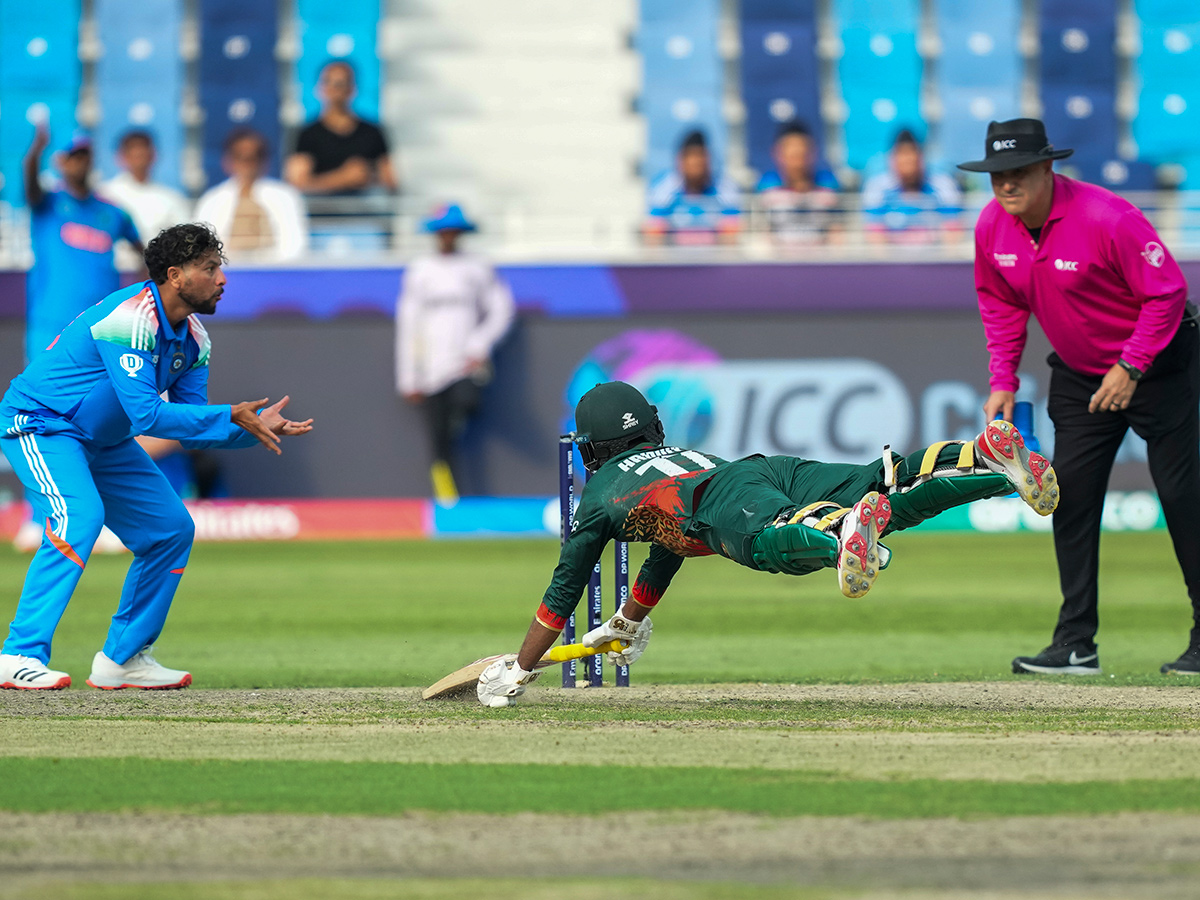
{"left": 836, "top": 491, "right": 892, "bottom": 599}
{"left": 0, "top": 653, "right": 71, "bottom": 690}
{"left": 977, "top": 420, "right": 1059, "bottom": 516}
{"left": 86, "top": 646, "right": 192, "bottom": 690}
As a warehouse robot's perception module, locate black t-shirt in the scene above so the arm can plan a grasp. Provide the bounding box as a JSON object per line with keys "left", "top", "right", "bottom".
{"left": 294, "top": 119, "right": 389, "bottom": 175}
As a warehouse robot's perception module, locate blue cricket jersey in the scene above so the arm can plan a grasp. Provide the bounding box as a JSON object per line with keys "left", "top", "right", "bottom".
{"left": 2, "top": 281, "right": 257, "bottom": 450}
{"left": 27, "top": 190, "right": 139, "bottom": 353}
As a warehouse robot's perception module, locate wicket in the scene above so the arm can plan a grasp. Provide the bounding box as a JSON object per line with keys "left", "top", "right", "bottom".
{"left": 558, "top": 435, "right": 630, "bottom": 688}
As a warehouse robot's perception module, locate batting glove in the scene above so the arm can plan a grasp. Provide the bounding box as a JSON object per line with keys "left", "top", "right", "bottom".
{"left": 476, "top": 656, "right": 540, "bottom": 708}
{"left": 582, "top": 613, "right": 653, "bottom": 667}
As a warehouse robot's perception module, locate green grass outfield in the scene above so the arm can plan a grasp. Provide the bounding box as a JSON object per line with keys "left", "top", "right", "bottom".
{"left": 4, "top": 529, "right": 1193, "bottom": 687}
{"left": 4, "top": 530, "right": 1200, "bottom": 899}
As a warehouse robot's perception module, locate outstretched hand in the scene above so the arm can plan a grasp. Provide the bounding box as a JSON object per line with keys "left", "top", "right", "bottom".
{"left": 259, "top": 395, "right": 314, "bottom": 438}
{"left": 231, "top": 398, "right": 281, "bottom": 453}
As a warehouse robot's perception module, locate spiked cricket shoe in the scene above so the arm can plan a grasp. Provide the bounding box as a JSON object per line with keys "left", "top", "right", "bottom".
{"left": 837, "top": 491, "right": 891, "bottom": 599}
{"left": 978, "top": 420, "right": 1059, "bottom": 515}
{"left": 0, "top": 653, "right": 71, "bottom": 690}
{"left": 87, "top": 647, "right": 192, "bottom": 690}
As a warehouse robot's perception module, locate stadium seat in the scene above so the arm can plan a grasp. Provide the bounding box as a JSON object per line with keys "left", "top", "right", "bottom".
{"left": 197, "top": 0, "right": 281, "bottom": 188}
{"left": 1041, "top": 86, "right": 1118, "bottom": 166}
{"left": 833, "top": 0, "right": 923, "bottom": 170}
{"left": 636, "top": 19, "right": 723, "bottom": 92}
{"left": 0, "top": 0, "right": 80, "bottom": 94}
{"left": 740, "top": 0, "right": 815, "bottom": 20}
{"left": 740, "top": 19, "right": 821, "bottom": 175}
{"left": 1040, "top": 1, "right": 1117, "bottom": 88}
{"left": 936, "top": 0, "right": 1021, "bottom": 88}
{"left": 937, "top": 86, "right": 1021, "bottom": 172}
{"left": 1134, "top": 88, "right": 1200, "bottom": 160}
{"left": 295, "top": 0, "right": 381, "bottom": 122}
{"left": 640, "top": 93, "right": 728, "bottom": 180}
{"left": 92, "top": 0, "right": 185, "bottom": 191}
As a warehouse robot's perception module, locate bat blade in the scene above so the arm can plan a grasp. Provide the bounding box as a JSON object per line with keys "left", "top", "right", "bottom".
{"left": 420, "top": 639, "right": 627, "bottom": 701}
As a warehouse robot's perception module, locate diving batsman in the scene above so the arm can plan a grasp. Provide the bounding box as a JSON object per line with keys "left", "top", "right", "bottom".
{"left": 477, "top": 380, "right": 1058, "bottom": 707}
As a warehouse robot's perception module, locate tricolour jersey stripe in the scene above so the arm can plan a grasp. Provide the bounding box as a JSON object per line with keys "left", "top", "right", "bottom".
{"left": 90, "top": 287, "right": 158, "bottom": 352}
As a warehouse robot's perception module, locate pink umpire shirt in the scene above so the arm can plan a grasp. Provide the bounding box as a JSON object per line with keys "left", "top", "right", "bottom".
{"left": 974, "top": 174, "right": 1188, "bottom": 392}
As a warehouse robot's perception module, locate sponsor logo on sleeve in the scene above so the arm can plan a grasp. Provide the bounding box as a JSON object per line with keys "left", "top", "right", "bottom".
{"left": 118, "top": 354, "right": 144, "bottom": 378}
{"left": 993, "top": 252, "right": 1018, "bottom": 268}
{"left": 1141, "top": 241, "right": 1165, "bottom": 268}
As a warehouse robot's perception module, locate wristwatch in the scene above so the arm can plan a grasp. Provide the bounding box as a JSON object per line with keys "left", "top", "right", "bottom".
{"left": 1117, "top": 359, "right": 1144, "bottom": 381}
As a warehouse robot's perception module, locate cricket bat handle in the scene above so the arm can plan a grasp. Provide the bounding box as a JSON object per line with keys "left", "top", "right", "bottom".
{"left": 536, "top": 639, "right": 626, "bottom": 667}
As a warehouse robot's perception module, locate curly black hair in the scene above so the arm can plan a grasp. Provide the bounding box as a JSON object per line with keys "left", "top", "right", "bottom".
{"left": 144, "top": 223, "right": 226, "bottom": 284}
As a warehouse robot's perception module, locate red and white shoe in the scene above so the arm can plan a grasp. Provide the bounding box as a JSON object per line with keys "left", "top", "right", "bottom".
{"left": 837, "top": 491, "right": 891, "bottom": 599}
{"left": 87, "top": 647, "right": 191, "bottom": 690}
{"left": 977, "top": 420, "right": 1059, "bottom": 516}
{"left": 0, "top": 653, "right": 71, "bottom": 690}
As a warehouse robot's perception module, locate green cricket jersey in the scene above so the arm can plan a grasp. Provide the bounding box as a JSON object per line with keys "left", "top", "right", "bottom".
{"left": 536, "top": 443, "right": 727, "bottom": 631}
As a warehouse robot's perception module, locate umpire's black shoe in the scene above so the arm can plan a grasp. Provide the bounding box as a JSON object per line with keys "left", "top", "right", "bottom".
{"left": 1161, "top": 646, "right": 1200, "bottom": 675}
{"left": 1012, "top": 643, "right": 1101, "bottom": 675}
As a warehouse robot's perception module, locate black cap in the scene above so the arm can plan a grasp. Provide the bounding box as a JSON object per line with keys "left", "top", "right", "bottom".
{"left": 957, "top": 118, "right": 1073, "bottom": 173}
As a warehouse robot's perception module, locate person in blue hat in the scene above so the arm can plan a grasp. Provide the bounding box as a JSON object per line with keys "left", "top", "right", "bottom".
{"left": 395, "top": 204, "right": 514, "bottom": 502}
{"left": 23, "top": 124, "right": 143, "bottom": 362}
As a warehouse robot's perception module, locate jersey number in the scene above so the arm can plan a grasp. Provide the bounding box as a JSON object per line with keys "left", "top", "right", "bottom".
{"left": 634, "top": 450, "right": 716, "bottom": 478}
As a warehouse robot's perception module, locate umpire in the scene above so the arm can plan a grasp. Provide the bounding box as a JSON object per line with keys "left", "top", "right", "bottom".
{"left": 961, "top": 117, "right": 1200, "bottom": 675}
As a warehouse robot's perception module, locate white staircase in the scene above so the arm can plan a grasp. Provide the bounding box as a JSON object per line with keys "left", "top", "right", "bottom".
{"left": 380, "top": 0, "right": 645, "bottom": 258}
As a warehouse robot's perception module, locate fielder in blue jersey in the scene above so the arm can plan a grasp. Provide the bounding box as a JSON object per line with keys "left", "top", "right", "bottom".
{"left": 0, "top": 223, "right": 313, "bottom": 690}
{"left": 24, "top": 126, "right": 143, "bottom": 361}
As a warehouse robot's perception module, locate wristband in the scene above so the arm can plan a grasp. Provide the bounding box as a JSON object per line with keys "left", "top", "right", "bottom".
{"left": 1117, "top": 359, "right": 1144, "bottom": 381}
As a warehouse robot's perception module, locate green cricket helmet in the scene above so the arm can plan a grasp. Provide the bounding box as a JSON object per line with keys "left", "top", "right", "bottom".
{"left": 574, "top": 381, "right": 665, "bottom": 473}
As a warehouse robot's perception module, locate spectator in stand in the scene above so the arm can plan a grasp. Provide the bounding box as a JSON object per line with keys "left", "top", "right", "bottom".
{"left": 755, "top": 120, "right": 840, "bottom": 245}
{"left": 285, "top": 60, "right": 397, "bottom": 196}
{"left": 100, "top": 130, "right": 191, "bottom": 271}
{"left": 644, "top": 130, "right": 741, "bottom": 246}
{"left": 862, "top": 128, "right": 963, "bottom": 244}
{"left": 396, "top": 204, "right": 515, "bottom": 504}
{"left": 23, "top": 126, "right": 142, "bottom": 361}
{"left": 195, "top": 128, "right": 308, "bottom": 263}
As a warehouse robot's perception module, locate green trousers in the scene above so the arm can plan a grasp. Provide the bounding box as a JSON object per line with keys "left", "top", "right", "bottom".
{"left": 689, "top": 448, "right": 1011, "bottom": 574}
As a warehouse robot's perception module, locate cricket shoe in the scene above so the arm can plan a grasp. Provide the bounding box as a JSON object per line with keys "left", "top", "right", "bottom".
{"left": 1012, "top": 643, "right": 1101, "bottom": 675}
{"left": 0, "top": 653, "right": 71, "bottom": 690}
{"left": 836, "top": 491, "right": 891, "bottom": 599}
{"left": 87, "top": 646, "right": 192, "bottom": 690}
{"left": 977, "top": 420, "right": 1059, "bottom": 516}
{"left": 1161, "top": 645, "right": 1200, "bottom": 675}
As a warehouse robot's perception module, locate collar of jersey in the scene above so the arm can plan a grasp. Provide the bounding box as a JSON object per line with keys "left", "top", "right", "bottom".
{"left": 146, "top": 280, "right": 188, "bottom": 344}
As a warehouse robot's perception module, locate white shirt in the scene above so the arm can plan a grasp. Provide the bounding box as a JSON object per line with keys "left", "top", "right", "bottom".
{"left": 193, "top": 177, "right": 309, "bottom": 262}
{"left": 99, "top": 172, "right": 192, "bottom": 269}
{"left": 396, "top": 253, "right": 515, "bottom": 396}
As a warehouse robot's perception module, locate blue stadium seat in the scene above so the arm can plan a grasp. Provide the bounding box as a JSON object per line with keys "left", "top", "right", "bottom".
{"left": 938, "top": 16, "right": 1021, "bottom": 90}
{"left": 740, "top": 19, "right": 821, "bottom": 174}
{"left": 1135, "top": 0, "right": 1200, "bottom": 23}
{"left": 92, "top": 0, "right": 185, "bottom": 190}
{"left": 641, "top": 0, "right": 717, "bottom": 25}
{"left": 1063, "top": 157, "right": 1158, "bottom": 190}
{"left": 937, "top": 86, "right": 1021, "bottom": 172}
{"left": 1134, "top": 89, "right": 1200, "bottom": 160}
{"left": 0, "top": 0, "right": 80, "bottom": 94}
{"left": 295, "top": 0, "right": 381, "bottom": 122}
{"left": 1041, "top": 86, "right": 1118, "bottom": 163}
{"left": 740, "top": 0, "right": 815, "bottom": 20}
{"left": 0, "top": 92, "right": 78, "bottom": 206}
{"left": 833, "top": 0, "right": 923, "bottom": 169}
{"left": 198, "top": 0, "right": 280, "bottom": 188}
{"left": 1040, "top": 3, "right": 1117, "bottom": 89}
{"left": 1137, "top": 24, "right": 1200, "bottom": 86}
{"left": 640, "top": 93, "right": 728, "bottom": 180}
{"left": 637, "top": 19, "right": 723, "bottom": 92}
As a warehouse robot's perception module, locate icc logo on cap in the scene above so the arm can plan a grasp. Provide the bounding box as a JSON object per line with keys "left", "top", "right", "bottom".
{"left": 992, "top": 139, "right": 1017, "bottom": 151}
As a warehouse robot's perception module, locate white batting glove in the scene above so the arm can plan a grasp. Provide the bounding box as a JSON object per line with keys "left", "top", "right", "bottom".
{"left": 582, "top": 613, "right": 653, "bottom": 667}
{"left": 476, "top": 656, "right": 541, "bottom": 708}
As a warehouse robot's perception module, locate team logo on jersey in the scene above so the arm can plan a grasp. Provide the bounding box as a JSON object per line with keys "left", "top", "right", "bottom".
{"left": 118, "top": 354, "right": 144, "bottom": 378}
{"left": 621, "top": 412, "right": 640, "bottom": 430}
{"left": 1054, "top": 259, "right": 1079, "bottom": 271}
{"left": 1142, "top": 241, "right": 1165, "bottom": 268}
{"left": 171, "top": 352, "right": 186, "bottom": 372}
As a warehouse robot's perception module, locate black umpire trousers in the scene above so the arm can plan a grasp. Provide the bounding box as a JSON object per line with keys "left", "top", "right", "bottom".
{"left": 1046, "top": 313, "right": 1200, "bottom": 649}
{"left": 422, "top": 377, "right": 483, "bottom": 479}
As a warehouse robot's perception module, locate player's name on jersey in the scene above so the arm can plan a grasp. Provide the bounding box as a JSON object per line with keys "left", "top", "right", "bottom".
{"left": 616, "top": 446, "right": 689, "bottom": 471}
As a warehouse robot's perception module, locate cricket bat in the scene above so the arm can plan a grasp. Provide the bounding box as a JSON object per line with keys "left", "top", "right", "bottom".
{"left": 420, "top": 639, "right": 626, "bottom": 700}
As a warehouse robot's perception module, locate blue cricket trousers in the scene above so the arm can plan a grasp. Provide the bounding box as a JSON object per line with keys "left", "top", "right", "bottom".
{"left": 1, "top": 430, "right": 194, "bottom": 665}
